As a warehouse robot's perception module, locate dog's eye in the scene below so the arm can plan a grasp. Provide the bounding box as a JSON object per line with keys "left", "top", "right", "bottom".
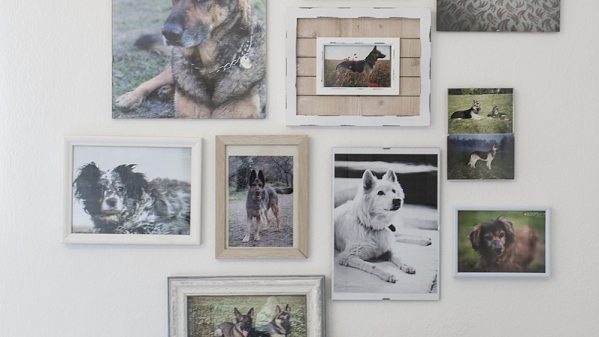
{"left": 485, "top": 235, "right": 492, "bottom": 241}
{"left": 377, "top": 191, "right": 385, "bottom": 196}
{"left": 117, "top": 186, "right": 125, "bottom": 193}
{"left": 392, "top": 189, "right": 396, "bottom": 193}
{"left": 499, "top": 232, "right": 505, "bottom": 238}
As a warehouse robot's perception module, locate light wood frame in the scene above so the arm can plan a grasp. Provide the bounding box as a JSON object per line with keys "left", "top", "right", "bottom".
{"left": 168, "top": 276, "right": 325, "bottom": 337}
{"left": 63, "top": 136, "right": 202, "bottom": 245}
{"left": 453, "top": 207, "right": 551, "bottom": 278}
{"left": 286, "top": 7, "right": 431, "bottom": 126}
{"left": 215, "top": 135, "right": 309, "bottom": 259}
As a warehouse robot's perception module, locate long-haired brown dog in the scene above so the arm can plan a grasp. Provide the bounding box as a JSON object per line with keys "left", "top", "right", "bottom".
{"left": 469, "top": 216, "right": 537, "bottom": 272}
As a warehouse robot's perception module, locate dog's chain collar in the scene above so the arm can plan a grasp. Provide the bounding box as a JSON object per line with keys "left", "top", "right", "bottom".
{"left": 191, "top": 31, "right": 253, "bottom": 74}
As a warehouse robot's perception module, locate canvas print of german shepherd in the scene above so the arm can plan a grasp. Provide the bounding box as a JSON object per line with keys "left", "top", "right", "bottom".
{"left": 112, "top": 0, "right": 266, "bottom": 119}
{"left": 455, "top": 209, "right": 549, "bottom": 276}
{"left": 447, "top": 134, "right": 515, "bottom": 180}
{"left": 333, "top": 149, "right": 440, "bottom": 300}
{"left": 448, "top": 88, "right": 514, "bottom": 135}
{"left": 228, "top": 156, "right": 294, "bottom": 247}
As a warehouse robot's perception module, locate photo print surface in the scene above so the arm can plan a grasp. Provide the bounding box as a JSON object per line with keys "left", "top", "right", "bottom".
{"left": 112, "top": 0, "right": 267, "bottom": 119}
{"left": 332, "top": 148, "right": 439, "bottom": 300}
{"left": 227, "top": 155, "right": 295, "bottom": 248}
{"left": 447, "top": 134, "right": 515, "bottom": 180}
{"left": 71, "top": 145, "right": 192, "bottom": 235}
{"left": 448, "top": 88, "right": 514, "bottom": 135}
{"left": 437, "top": 0, "right": 560, "bottom": 32}
{"left": 455, "top": 208, "right": 550, "bottom": 277}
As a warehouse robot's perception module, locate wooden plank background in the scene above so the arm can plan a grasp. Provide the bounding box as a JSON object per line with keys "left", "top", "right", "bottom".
{"left": 296, "top": 18, "right": 422, "bottom": 117}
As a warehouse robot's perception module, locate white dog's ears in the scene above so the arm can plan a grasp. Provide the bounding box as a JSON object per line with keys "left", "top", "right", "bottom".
{"left": 362, "top": 169, "right": 376, "bottom": 191}
{"left": 382, "top": 169, "right": 398, "bottom": 183}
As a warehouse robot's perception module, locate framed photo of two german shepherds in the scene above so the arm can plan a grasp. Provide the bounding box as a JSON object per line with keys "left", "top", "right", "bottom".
{"left": 168, "top": 276, "right": 325, "bottom": 337}
{"left": 332, "top": 148, "right": 440, "bottom": 300}
{"left": 112, "top": 0, "right": 266, "bottom": 119}
{"left": 216, "top": 135, "right": 309, "bottom": 259}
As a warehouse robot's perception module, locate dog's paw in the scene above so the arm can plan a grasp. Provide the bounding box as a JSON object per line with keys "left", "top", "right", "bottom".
{"left": 385, "top": 274, "right": 397, "bottom": 283}
{"left": 421, "top": 238, "right": 432, "bottom": 246}
{"left": 115, "top": 91, "right": 144, "bottom": 110}
{"left": 401, "top": 265, "right": 416, "bottom": 274}
{"left": 242, "top": 235, "right": 250, "bottom": 243}
{"left": 254, "top": 235, "right": 261, "bottom": 241}
{"left": 157, "top": 84, "right": 174, "bottom": 98}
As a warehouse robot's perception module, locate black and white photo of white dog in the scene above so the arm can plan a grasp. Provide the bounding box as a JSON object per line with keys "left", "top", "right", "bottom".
{"left": 73, "top": 162, "right": 191, "bottom": 234}
{"left": 333, "top": 149, "right": 440, "bottom": 300}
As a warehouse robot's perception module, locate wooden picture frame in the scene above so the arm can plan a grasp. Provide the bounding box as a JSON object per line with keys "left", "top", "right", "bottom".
{"left": 168, "top": 276, "right": 325, "bottom": 337}
{"left": 63, "top": 136, "right": 201, "bottom": 245}
{"left": 286, "top": 7, "right": 431, "bottom": 126}
{"left": 453, "top": 207, "right": 551, "bottom": 278}
{"left": 216, "top": 135, "right": 308, "bottom": 259}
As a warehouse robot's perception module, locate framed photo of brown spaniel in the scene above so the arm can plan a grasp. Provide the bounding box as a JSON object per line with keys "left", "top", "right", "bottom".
{"left": 215, "top": 135, "right": 309, "bottom": 259}
{"left": 454, "top": 207, "right": 550, "bottom": 278}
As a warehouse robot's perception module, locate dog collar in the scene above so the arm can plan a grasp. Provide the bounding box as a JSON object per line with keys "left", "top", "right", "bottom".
{"left": 191, "top": 31, "right": 253, "bottom": 74}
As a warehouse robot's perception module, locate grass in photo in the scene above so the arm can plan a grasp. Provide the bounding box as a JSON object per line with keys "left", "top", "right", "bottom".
{"left": 456, "top": 209, "right": 547, "bottom": 274}
{"left": 448, "top": 88, "right": 513, "bottom": 135}
{"left": 187, "top": 295, "right": 306, "bottom": 337}
{"left": 447, "top": 134, "right": 514, "bottom": 180}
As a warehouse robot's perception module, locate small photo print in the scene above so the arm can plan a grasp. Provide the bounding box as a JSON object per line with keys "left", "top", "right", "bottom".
{"left": 447, "top": 134, "right": 515, "bottom": 180}
{"left": 71, "top": 145, "right": 192, "bottom": 235}
{"left": 227, "top": 156, "right": 294, "bottom": 247}
{"left": 455, "top": 208, "right": 550, "bottom": 277}
{"left": 448, "top": 88, "right": 513, "bottom": 135}
{"left": 316, "top": 38, "right": 399, "bottom": 95}
{"left": 187, "top": 295, "right": 306, "bottom": 337}
{"left": 437, "top": 0, "right": 560, "bottom": 32}
{"left": 333, "top": 148, "right": 439, "bottom": 300}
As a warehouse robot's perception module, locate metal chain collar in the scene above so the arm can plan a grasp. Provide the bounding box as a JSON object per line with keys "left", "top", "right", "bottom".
{"left": 191, "top": 31, "right": 253, "bottom": 74}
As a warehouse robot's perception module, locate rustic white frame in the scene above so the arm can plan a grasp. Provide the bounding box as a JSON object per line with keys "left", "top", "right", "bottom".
{"left": 286, "top": 7, "right": 432, "bottom": 127}
{"left": 453, "top": 207, "right": 551, "bottom": 278}
{"left": 63, "top": 136, "right": 202, "bottom": 245}
{"left": 168, "top": 276, "right": 325, "bottom": 337}
{"left": 315, "top": 37, "right": 400, "bottom": 96}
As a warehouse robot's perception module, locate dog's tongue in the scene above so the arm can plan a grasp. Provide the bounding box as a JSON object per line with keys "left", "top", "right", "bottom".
{"left": 242, "top": 331, "right": 248, "bottom": 337}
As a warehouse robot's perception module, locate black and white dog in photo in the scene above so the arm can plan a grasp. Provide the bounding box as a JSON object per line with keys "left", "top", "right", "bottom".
{"left": 334, "top": 169, "right": 430, "bottom": 283}
{"left": 73, "top": 162, "right": 191, "bottom": 234}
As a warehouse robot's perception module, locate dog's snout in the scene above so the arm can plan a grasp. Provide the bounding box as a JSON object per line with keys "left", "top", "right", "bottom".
{"left": 106, "top": 198, "right": 117, "bottom": 207}
{"left": 392, "top": 198, "right": 402, "bottom": 208}
{"left": 493, "top": 240, "right": 502, "bottom": 253}
{"left": 162, "top": 17, "right": 183, "bottom": 44}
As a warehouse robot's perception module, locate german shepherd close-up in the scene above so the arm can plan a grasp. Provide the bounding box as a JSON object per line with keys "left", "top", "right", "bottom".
{"left": 245, "top": 170, "right": 280, "bottom": 243}
{"left": 335, "top": 46, "right": 386, "bottom": 80}
{"left": 115, "top": 0, "right": 266, "bottom": 119}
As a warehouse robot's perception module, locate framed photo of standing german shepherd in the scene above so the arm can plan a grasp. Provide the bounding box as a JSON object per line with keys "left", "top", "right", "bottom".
{"left": 316, "top": 38, "right": 400, "bottom": 96}
{"left": 454, "top": 207, "right": 551, "bottom": 278}
{"left": 168, "top": 276, "right": 325, "bottom": 337}
{"left": 286, "top": 7, "right": 432, "bottom": 127}
{"left": 332, "top": 148, "right": 440, "bottom": 300}
{"left": 112, "top": 0, "right": 266, "bottom": 119}
{"left": 216, "top": 135, "right": 309, "bottom": 259}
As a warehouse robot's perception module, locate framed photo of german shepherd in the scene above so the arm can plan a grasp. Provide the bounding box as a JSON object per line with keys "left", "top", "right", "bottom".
{"left": 215, "top": 135, "right": 309, "bottom": 259}
{"left": 332, "top": 148, "right": 440, "bottom": 300}
{"left": 168, "top": 276, "right": 325, "bottom": 337}
{"left": 316, "top": 38, "right": 400, "bottom": 96}
{"left": 112, "top": 0, "right": 266, "bottom": 119}
{"left": 454, "top": 207, "right": 551, "bottom": 278}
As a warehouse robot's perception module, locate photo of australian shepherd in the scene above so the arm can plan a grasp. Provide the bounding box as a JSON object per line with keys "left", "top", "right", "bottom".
{"left": 336, "top": 46, "right": 386, "bottom": 80}
{"left": 334, "top": 169, "right": 417, "bottom": 283}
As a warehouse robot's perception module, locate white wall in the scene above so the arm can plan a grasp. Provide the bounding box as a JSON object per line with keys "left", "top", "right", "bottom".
{"left": 1, "top": 0, "right": 598, "bottom": 336}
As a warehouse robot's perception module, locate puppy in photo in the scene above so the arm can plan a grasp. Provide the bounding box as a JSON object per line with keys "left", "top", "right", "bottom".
{"left": 469, "top": 216, "right": 537, "bottom": 272}
{"left": 334, "top": 169, "right": 416, "bottom": 283}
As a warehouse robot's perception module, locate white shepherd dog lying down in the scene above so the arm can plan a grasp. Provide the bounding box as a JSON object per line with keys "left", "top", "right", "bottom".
{"left": 334, "top": 169, "right": 418, "bottom": 283}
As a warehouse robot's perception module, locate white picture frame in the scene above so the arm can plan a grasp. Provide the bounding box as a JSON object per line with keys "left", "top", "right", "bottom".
{"left": 63, "top": 136, "right": 202, "bottom": 245}
{"left": 453, "top": 207, "right": 551, "bottom": 278}
{"left": 286, "top": 7, "right": 432, "bottom": 127}
{"left": 332, "top": 147, "right": 440, "bottom": 300}
{"left": 315, "top": 37, "right": 400, "bottom": 96}
{"left": 168, "top": 276, "right": 325, "bottom": 337}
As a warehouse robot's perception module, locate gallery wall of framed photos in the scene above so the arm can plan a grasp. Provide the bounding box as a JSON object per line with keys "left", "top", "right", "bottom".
{"left": 2, "top": 0, "right": 599, "bottom": 337}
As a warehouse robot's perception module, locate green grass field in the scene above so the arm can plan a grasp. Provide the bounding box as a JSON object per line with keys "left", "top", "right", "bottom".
{"left": 448, "top": 93, "right": 514, "bottom": 134}
{"left": 187, "top": 295, "right": 306, "bottom": 337}
{"left": 447, "top": 149, "right": 514, "bottom": 180}
{"left": 457, "top": 210, "right": 547, "bottom": 273}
